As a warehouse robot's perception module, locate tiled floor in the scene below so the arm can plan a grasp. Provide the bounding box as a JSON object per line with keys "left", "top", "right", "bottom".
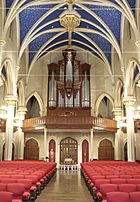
{"left": 36, "top": 170, "right": 93, "bottom": 202}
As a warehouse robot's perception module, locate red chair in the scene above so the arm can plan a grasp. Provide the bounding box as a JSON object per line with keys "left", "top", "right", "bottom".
{"left": 106, "top": 175, "right": 119, "bottom": 179}
{"left": 106, "top": 192, "right": 130, "bottom": 202}
{"left": 136, "top": 184, "right": 140, "bottom": 191}
{"left": 129, "top": 192, "right": 140, "bottom": 202}
{"left": 91, "top": 175, "right": 105, "bottom": 183}
{"left": 94, "top": 179, "right": 110, "bottom": 189}
{"left": 11, "top": 175, "right": 24, "bottom": 179}
{"left": 0, "top": 191, "right": 13, "bottom": 202}
{"left": 0, "top": 183, "right": 7, "bottom": 191}
{"left": 127, "top": 179, "right": 140, "bottom": 184}
{"left": 111, "top": 178, "right": 126, "bottom": 184}
{"left": 119, "top": 175, "right": 132, "bottom": 179}
{"left": 1, "top": 178, "right": 17, "bottom": 184}
{"left": 118, "top": 184, "right": 136, "bottom": 193}
{"left": 7, "top": 183, "right": 25, "bottom": 200}
{"left": 97, "top": 184, "right": 118, "bottom": 201}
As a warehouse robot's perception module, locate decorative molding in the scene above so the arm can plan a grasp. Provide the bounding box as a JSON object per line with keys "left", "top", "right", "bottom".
{"left": 123, "top": 96, "right": 136, "bottom": 106}
{"left": 4, "top": 95, "right": 18, "bottom": 106}
{"left": 135, "top": 40, "right": 140, "bottom": 47}
{"left": 112, "top": 108, "right": 123, "bottom": 117}
{"left": 0, "top": 40, "right": 6, "bottom": 47}
{"left": 17, "top": 106, "right": 27, "bottom": 115}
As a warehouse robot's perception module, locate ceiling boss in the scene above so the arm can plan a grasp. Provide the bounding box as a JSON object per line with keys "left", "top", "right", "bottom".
{"left": 60, "top": 0, "right": 81, "bottom": 48}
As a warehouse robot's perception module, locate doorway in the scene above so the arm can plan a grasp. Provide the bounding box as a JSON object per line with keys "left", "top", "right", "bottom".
{"left": 98, "top": 139, "right": 114, "bottom": 160}
{"left": 24, "top": 138, "right": 39, "bottom": 160}
{"left": 49, "top": 139, "right": 56, "bottom": 162}
{"left": 60, "top": 137, "right": 78, "bottom": 164}
{"left": 82, "top": 140, "right": 89, "bottom": 162}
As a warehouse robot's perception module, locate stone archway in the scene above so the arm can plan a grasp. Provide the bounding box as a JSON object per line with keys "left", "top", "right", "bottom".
{"left": 60, "top": 137, "right": 78, "bottom": 164}
{"left": 24, "top": 138, "right": 39, "bottom": 160}
{"left": 98, "top": 139, "right": 114, "bottom": 160}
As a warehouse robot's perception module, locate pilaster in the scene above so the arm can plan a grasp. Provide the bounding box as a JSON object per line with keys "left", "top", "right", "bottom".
{"left": 4, "top": 95, "right": 17, "bottom": 160}
{"left": 123, "top": 96, "right": 136, "bottom": 162}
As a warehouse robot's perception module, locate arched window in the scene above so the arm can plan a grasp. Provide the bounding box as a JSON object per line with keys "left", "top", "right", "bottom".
{"left": 26, "top": 96, "right": 40, "bottom": 118}
{"left": 98, "top": 96, "right": 113, "bottom": 119}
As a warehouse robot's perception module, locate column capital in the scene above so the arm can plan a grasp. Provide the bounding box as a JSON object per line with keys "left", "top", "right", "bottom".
{"left": 0, "top": 40, "right": 6, "bottom": 47}
{"left": 5, "top": 95, "right": 18, "bottom": 106}
{"left": 123, "top": 96, "right": 136, "bottom": 106}
{"left": 16, "top": 66, "right": 20, "bottom": 71}
{"left": 135, "top": 40, "right": 140, "bottom": 47}
{"left": 17, "top": 106, "right": 27, "bottom": 115}
{"left": 112, "top": 107, "right": 123, "bottom": 117}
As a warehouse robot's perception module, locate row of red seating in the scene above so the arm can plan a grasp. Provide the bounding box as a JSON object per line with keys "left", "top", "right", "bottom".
{"left": 96, "top": 183, "right": 140, "bottom": 201}
{"left": 0, "top": 191, "right": 22, "bottom": 202}
{"left": 81, "top": 161, "right": 140, "bottom": 202}
{"left": 0, "top": 161, "right": 57, "bottom": 202}
{"left": 102, "top": 192, "right": 140, "bottom": 202}
{"left": 0, "top": 183, "right": 29, "bottom": 201}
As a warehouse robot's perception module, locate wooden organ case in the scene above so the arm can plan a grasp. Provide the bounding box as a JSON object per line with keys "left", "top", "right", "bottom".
{"left": 47, "top": 49, "right": 91, "bottom": 118}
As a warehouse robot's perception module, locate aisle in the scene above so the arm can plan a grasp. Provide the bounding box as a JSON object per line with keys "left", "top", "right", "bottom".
{"left": 36, "top": 170, "right": 93, "bottom": 202}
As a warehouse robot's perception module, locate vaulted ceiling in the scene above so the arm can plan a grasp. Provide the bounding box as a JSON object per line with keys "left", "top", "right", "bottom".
{"left": 5, "top": 0, "right": 136, "bottom": 69}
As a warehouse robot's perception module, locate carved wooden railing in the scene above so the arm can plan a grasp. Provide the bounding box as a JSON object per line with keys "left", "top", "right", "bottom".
{"left": 23, "top": 116, "right": 46, "bottom": 131}
{"left": 22, "top": 116, "right": 117, "bottom": 132}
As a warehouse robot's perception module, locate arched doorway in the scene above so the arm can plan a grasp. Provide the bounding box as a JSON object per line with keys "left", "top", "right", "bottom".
{"left": 49, "top": 139, "right": 56, "bottom": 162}
{"left": 124, "top": 142, "right": 127, "bottom": 161}
{"left": 82, "top": 140, "right": 89, "bottom": 162}
{"left": 60, "top": 137, "right": 78, "bottom": 164}
{"left": 98, "top": 139, "right": 114, "bottom": 160}
{"left": 24, "top": 138, "right": 39, "bottom": 160}
{"left": 2, "top": 143, "right": 15, "bottom": 161}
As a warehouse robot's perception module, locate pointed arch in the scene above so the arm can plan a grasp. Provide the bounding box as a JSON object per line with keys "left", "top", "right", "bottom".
{"left": 25, "top": 91, "right": 44, "bottom": 116}
{"left": 114, "top": 79, "right": 123, "bottom": 108}
{"left": 124, "top": 58, "right": 140, "bottom": 97}
{"left": 95, "top": 93, "right": 114, "bottom": 115}
{"left": 17, "top": 79, "right": 25, "bottom": 107}
{"left": 1, "top": 58, "right": 16, "bottom": 96}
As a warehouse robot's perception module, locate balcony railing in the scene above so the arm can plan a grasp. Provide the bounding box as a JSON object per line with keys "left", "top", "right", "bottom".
{"left": 22, "top": 116, "right": 117, "bottom": 132}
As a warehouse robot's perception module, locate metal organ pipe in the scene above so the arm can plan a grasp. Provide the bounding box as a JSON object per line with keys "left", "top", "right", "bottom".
{"left": 82, "top": 71, "right": 89, "bottom": 107}
{"left": 49, "top": 71, "right": 56, "bottom": 107}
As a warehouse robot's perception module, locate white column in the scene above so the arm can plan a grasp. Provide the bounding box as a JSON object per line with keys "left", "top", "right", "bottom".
{"left": 56, "top": 143, "right": 60, "bottom": 166}
{"left": 17, "top": 106, "right": 27, "bottom": 159}
{"left": 44, "top": 128, "right": 47, "bottom": 160}
{"left": 4, "top": 96, "right": 17, "bottom": 160}
{"left": 113, "top": 108, "right": 123, "bottom": 160}
{"left": 17, "top": 127, "right": 24, "bottom": 160}
{"left": 90, "top": 129, "right": 94, "bottom": 160}
{"left": 123, "top": 97, "right": 136, "bottom": 162}
{"left": 78, "top": 143, "right": 82, "bottom": 165}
